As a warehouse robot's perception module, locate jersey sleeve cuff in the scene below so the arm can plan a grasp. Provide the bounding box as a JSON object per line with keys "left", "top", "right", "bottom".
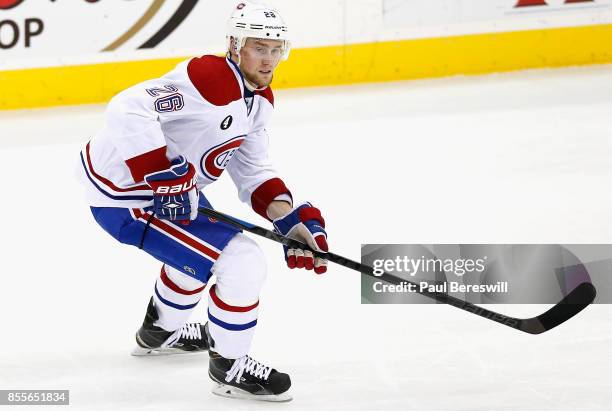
{"left": 273, "top": 193, "right": 292, "bottom": 205}
{"left": 251, "top": 177, "right": 292, "bottom": 220}
{"left": 125, "top": 146, "right": 172, "bottom": 183}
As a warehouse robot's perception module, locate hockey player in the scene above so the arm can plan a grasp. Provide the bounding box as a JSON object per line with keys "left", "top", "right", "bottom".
{"left": 78, "top": 1, "right": 328, "bottom": 402}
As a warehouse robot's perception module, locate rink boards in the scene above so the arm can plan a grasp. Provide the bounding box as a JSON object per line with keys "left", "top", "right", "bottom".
{"left": 1, "top": 0, "right": 612, "bottom": 109}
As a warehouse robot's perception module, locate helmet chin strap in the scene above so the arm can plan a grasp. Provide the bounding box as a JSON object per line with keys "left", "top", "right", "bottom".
{"left": 243, "top": 77, "right": 264, "bottom": 92}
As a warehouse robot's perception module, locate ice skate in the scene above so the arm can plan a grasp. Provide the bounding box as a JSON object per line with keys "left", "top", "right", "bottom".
{"left": 208, "top": 350, "right": 292, "bottom": 402}
{"left": 131, "top": 298, "right": 209, "bottom": 356}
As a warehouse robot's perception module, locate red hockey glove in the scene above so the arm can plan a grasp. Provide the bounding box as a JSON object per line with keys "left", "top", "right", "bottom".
{"left": 273, "top": 202, "right": 328, "bottom": 274}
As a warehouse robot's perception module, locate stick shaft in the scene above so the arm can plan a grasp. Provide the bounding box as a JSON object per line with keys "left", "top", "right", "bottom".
{"left": 198, "top": 207, "right": 595, "bottom": 334}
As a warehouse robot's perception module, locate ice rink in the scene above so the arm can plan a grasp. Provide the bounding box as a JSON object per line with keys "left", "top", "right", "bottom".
{"left": 1, "top": 64, "right": 611, "bottom": 410}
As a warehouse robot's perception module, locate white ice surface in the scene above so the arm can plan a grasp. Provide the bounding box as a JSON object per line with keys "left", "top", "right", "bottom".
{"left": 0, "top": 65, "right": 611, "bottom": 411}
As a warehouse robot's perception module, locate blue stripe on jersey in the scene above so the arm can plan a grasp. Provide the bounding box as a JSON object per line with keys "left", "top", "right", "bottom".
{"left": 80, "top": 151, "right": 153, "bottom": 201}
{"left": 154, "top": 285, "right": 199, "bottom": 310}
{"left": 207, "top": 310, "right": 258, "bottom": 331}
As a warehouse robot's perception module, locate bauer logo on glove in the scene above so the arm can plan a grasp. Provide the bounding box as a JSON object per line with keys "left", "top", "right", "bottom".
{"left": 151, "top": 175, "right": 197, "bottom": 194}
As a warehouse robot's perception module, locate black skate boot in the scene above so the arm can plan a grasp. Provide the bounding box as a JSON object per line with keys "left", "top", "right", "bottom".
{"left": 205, "top": 325, "right": 291, "bottom": 402}
{"left": 131, "top": 298, "right": 209, "bottom": 356}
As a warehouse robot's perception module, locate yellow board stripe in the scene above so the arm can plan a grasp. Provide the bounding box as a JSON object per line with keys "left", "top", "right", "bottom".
{"left": 273, "top": 23, "right": 612, "bottom": 88}
{"left": 1, "top": 23, "right": 611, "bottom": 110}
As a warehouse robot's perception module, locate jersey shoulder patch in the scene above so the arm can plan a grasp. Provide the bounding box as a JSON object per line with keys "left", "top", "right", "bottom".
{"left": 187, "top": 55, "right": 242, "bottom": 106}
{"left": 255, "top": 87, "right": 274, "bottom": 106}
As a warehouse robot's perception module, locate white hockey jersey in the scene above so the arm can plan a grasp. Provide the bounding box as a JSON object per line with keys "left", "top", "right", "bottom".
{"left": 78, "top": 55, "right": 291, "bottom": 219}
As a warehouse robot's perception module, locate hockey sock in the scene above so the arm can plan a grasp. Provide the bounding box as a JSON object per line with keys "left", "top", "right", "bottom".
{"left": 152, "top": 264, "right": 206, "bottom": 331}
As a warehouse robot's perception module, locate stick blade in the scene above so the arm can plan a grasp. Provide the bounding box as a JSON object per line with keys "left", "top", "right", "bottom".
{"left": 518, "top": 282, "right": 596, "bottom": 334}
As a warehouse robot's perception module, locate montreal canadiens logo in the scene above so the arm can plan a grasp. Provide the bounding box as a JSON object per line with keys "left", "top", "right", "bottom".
{"left": 200, "top": 136, "right": 245, "bottom": 181}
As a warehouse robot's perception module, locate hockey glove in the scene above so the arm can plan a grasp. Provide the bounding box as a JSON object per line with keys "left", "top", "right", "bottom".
{"left": 144, "top": 156, "right": 198, "bottom": 224}
{"left": 273, "top": 202, "right": 328, "bottom": 274}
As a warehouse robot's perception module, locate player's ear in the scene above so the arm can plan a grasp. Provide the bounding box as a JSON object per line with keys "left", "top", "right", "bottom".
{"left": 230, "top": 37, "right": 242, "bottom": 56}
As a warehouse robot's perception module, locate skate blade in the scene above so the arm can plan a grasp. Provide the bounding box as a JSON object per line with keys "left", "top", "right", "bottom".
{"left": 212, "top": 383, "right": 292, "bottom": 402}
{"left": 131, "top": 346, "right": 206, "bottom": 356}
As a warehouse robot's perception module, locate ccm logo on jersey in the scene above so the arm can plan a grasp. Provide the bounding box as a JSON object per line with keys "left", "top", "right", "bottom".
{"left": 153, "top": 175, "right": 197, "bottom": 194}
{"left": 200, "top": 136, "right": 245, "bottom": 181}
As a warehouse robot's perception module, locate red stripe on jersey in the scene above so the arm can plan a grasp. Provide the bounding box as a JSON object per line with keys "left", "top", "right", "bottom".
{"left": 187, "top": 55, "right": 242, "bottom": 106}
{"left": 251, "top": 178, "right": 292, "bottom": 220}
{"left": 255, "top": 87, "right": 274, "bottom": 106}
{"left": 125, "top": 146, "right": 172, "bottom": 183}
{"left": 209, "top": 284, "right": 259, "bottom": 312}
{"left": 160, "top": 266, "right": 206, "bottom": 295}
{"left": 85, "top": 142, "right": 150, "bottom": 192}
{"left": 133, "top": 209, "right": 220, "bottom": 261}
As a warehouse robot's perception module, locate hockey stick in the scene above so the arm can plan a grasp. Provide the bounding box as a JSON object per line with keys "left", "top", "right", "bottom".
{"left": 198, "top": 207, "right": 596, "bottom": 335}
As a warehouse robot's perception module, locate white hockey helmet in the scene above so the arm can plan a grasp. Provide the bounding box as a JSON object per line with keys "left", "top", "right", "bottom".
{"left": 226, "top": 1, "right": 291, "bottom": 61}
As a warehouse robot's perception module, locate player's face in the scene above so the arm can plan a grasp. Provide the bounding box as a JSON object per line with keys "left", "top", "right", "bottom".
{"left": 239, "top": 38, "right": 284, "bottom": 88}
